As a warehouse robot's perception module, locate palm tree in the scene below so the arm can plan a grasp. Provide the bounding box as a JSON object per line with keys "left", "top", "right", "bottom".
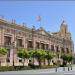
{"left": 17, "top": 48, "right": 30, "bottom": 66}
{"left": 0, "top": 48, "right": 7, "bottom": 66}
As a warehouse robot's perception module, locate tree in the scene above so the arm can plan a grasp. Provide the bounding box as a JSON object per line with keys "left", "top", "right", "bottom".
{"left": 67, "top": 53, "right": 73, "bottom": 64}
{"left": 41, "top": 50, "right": 47, "bottom": 65}
{"left": 29, "top": 50, "right": 36, "bottom": 64}
{"left": 61, "top": 53, "right": 74, "bottom": 71}
{"left": 34, "top": 50, "right": 46, "bottom": 67}
{"left": 46, "top": 51, "right": 56, "bottom": 65}
{"left": 61, "top": 53, "right": 67, "bottom": 65}
{"left": 61, "top": 53, "right": 72, "bottom": 66}
{"left": 17, "top": 48, "right": 30, "bottom": 66}
{"left": 0, "top": 48, "right": 7, "bottom": 55}
{"left": 0, "top": 48, "right": 7, "bottom": 66}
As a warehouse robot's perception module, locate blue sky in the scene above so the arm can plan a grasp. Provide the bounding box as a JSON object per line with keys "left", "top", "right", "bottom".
{"left": 0, "top": 1, "right": 75, "bottom": 51}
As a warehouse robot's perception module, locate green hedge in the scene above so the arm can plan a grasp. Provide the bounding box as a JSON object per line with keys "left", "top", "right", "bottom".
{"left": 0, "top": 66, "right": 31, "bottom": 71}
{"left": 0, "top": 65, "right": 58, "bottom": 71}
{"left": 0, "top": 66, "right": 15, "bottom": 71}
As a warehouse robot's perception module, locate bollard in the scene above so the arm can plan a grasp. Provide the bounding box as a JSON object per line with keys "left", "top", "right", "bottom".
{"left": 55, "top": 67, "right": 57, "bottom": 72}
{"left": 71, "top": 66, "right": 72, "bottom": 70}
{"left": 68, "top": 67, "right": 69, "bottom": 71}
{"left": 63, "top": 67, "right": 65, "bottom": 71}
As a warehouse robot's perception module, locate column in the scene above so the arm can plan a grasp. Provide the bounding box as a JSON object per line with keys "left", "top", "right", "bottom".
{"left": 24, "top": 38, "right": 27, "bottom": 49}
{"left": 1, "top": 27, "right": 4, "bottom": 46}
{"left": 10, "top": 48, "right": 13, "bottom": 66}
{"left": 33, "top": 38, "right": 36, "bottom": 50}
{"left": 54, "top": 45, "right": 56, "bottom": 52}
{"left": 22, "top": 37, "right": 25, "bottom": 48}
{"left": 23, "top": 37, "right": 26, "bottom": 48}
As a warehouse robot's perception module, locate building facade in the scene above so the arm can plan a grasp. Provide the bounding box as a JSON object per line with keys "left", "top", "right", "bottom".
{"left": 0, "top": 18, "right": 74, "bottom": 66}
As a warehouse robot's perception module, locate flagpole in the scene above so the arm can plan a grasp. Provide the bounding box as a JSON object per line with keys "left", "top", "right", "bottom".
{"left": 37, "top": 16, "right": 41, "bottom": 28}
{"left": 39, "top": 16, "right": 41, "bottom": 27}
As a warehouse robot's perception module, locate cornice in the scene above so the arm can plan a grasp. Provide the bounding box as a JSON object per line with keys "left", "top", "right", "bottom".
{"left": 0, "top": 19, "right": 32, "bottom": 32}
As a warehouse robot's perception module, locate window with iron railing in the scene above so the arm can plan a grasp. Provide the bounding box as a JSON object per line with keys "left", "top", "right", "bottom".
{"left": 66, "top": 48, "right": 69, "bottom": 53}
{"left": 41, "top": 43, "right": 45, "bottom": 50}
{"left": 56, "top": 46, "right": 60, "bottom": 52}
{"left": 61, "top": 47, "right": 65, "bottom": 53}
{"left": 51, "top": 45, "right": 54, "bottom": 51}
{"left": 17, "top": 39, "right": 23, "bottom": 47}
{"left": 27, "top": 41, "right": 33, "bottom": 48}
{"left": 4, "top": 36, "right": 11, "bottom": 46}
{"left": 36, "top": 42, "right": 40, "bottom": 49}
{"left": 45, "top": 44, "right": 49, "bottom": 50}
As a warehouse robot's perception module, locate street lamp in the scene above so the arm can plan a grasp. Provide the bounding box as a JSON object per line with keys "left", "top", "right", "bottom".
{"left": 12, "top": 29, "right": 16, "bottom": 66}
{"left": 31, "top": 26, "right": 35, "bottom": 64}
{"left": 63, "top": 38, "right": 66, "bottom": 71}
{"left": 11, "top": 41, "right": 15, "bottom": 66}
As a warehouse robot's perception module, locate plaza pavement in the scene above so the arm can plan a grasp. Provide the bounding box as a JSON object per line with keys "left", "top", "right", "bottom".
{"left": 0, "top": 66, "right": 75, "bottom": 75}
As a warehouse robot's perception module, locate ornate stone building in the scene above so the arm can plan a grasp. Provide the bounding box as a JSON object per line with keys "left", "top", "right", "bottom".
{"left": 0, "top": 18, "right": 74, "bottom": 66}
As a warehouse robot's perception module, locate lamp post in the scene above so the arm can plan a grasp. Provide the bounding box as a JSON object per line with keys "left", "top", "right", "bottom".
{"left": 31, "top": 26, "right": 35, "bottom": 64}
{"left": 63, "top": 38, "right": 65, "bottom": 71}
{"left": 12, "top": 29, "right": 16, "bottom": 66}
{"left": 12, "top": 41, "right": 15, "bottom": 66}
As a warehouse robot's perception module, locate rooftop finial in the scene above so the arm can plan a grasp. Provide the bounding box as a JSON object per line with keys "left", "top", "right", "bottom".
{"left": 0, "top": 15, "right": 4, "bottom": 19}
{"left": 62, "top": 20, "right": 65, "bottom": 23}
{"left": 23, "top": 22, "right": 25, "bottom": 25}
{"left": 33, "top": 25, "right": 35, "bottom": 28}
{"left": 32, "top": 25, "right": 35, "bottom": 29}
{"left": 22, "top": 22, "right": 27, "bottom": 27}
{"left": 12, "top": 19, "right": 16, "bottom": 24}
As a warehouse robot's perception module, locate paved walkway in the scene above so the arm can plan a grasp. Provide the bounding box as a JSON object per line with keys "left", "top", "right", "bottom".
{"left": 0, "top": 66, "right": 75, "bottom": 75}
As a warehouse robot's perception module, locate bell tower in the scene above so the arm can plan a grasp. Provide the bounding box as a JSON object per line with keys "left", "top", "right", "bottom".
{"left": 60, "top": 20, "right": 68, "bottom": 38}
{"left": 60, "top": 20, "right": 68, "bottom": 34}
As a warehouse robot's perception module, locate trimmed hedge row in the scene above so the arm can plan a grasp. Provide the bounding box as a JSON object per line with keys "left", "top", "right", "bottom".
{"left": 0, "top": 64, "right": 71, "bottom": 71}
{"left": 0, "top": 66, "right": 31, "bottom": 71}
{"left": 0, "top": 64, "right": 58, "bottom": 71}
